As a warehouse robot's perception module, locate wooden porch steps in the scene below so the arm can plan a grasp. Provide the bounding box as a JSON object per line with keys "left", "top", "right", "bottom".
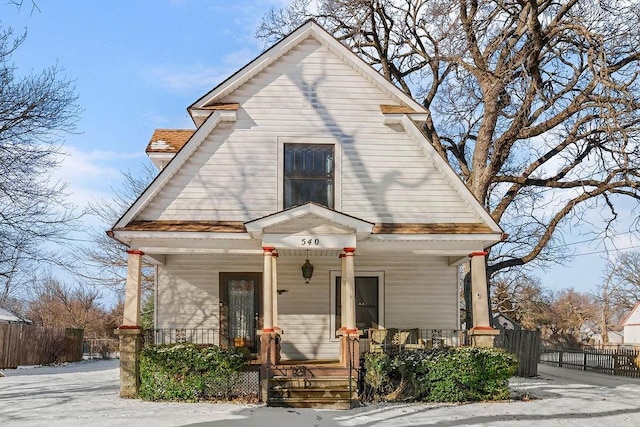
{"left": 266, "top": 363, "right": 358, "bottom": 409}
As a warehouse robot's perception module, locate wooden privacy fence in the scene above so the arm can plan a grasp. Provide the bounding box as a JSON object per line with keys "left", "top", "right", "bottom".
{"left": 0, "top": 324, "right": 84, "bottom": 369}
{"left": 494, "top": 329, "right": 542, "bottom": 377}
{"left": 540, "top": 347, "right": 640, "bottom": 378}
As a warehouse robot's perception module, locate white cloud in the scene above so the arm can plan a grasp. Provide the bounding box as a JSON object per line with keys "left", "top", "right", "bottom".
{"left": 144, "top": 47, "right": 256, "bottom": 94}
{"left": 51, "top": 146, "right": 146, "bottom": 210}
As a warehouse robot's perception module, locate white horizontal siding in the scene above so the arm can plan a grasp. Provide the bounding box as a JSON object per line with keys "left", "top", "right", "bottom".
{"left": 156, "top": 253, "right": 458, "bottom": 359}
{"left": 139, "top": 37, "right": 483, "bottom": 225}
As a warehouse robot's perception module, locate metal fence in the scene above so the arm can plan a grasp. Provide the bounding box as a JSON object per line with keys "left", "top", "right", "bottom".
{"left": 144, "top": 328, "right": 258, "bottom": 351}
{"left": 541, "top": 347, "right": 640, "bottom": 378}
{"left": 359, "top": 328, "right": 465, "bottom": 354}
{"left": 82, "top": 338, "right": 119, "bottom": 359}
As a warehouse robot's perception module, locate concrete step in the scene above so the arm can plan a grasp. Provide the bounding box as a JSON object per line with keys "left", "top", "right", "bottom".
{"left": 267, "top": 397, "right": 357, "bottom": 410}
{"left": 270, "top": 364, "right": 350, "bottom": 378}
{"left": 270, "top": 376, "right": 356, "bottom": 389}
{"left": 267, "top": 375, "right": 358, "bottom": 409}
{"left": 269, "top": 387, "right": 356, "bottom": 400}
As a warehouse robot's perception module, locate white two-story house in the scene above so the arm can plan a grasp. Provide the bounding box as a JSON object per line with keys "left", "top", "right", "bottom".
{"left": 109, "top": 20, "right": 503, "bottom": 398}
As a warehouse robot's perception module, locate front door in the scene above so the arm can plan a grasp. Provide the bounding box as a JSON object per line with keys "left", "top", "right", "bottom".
{"left": 335, "top": 275, "right": 380, "bottom": 336}
{"left": 219, "top": 273, "right": 261, "bottom": 352}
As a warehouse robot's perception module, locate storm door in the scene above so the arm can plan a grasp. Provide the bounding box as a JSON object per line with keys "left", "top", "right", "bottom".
{"left": 219, "top": 273, "right": 261, "bottom": 352}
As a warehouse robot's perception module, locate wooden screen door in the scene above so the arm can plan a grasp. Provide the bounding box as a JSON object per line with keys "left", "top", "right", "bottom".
{"left": 219, "top": 273, "right": 261, "bottom": 352}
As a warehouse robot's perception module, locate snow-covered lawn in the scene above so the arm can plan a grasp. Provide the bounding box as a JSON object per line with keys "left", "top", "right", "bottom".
{"left": 1, "top": 360, "right": 639, "bottom": 426}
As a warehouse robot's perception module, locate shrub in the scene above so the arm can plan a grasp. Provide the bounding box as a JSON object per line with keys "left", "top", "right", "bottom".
{"left": 139, "top": 344, "right": 250, "bottom": 401}
{"left": 362, "top": 347, "right": 517, "bottom": 403}
{"left": 362, "top": 352, "right": 394, "bottom": 400}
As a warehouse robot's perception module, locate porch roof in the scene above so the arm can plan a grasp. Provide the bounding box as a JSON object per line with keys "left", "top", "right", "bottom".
{"left": 114, "top": 220, "right": 496, "bottom": 235}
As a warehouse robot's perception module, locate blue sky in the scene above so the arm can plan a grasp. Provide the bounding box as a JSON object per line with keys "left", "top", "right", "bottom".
{"left": 3, "top": 1, "right": 287, "bottom": 209}
{"left": 2, "top": 1, "right": 638, "bottom": 301}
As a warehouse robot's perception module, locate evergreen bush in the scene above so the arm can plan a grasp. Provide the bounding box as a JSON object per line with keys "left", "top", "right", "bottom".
{"left": 362, "top": 347, "right": 517, "bottom": 402}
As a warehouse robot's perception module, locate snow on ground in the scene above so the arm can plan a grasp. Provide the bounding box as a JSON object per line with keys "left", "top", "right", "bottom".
{"left": 1, "top": 360, "right": 640, "bottom": 426}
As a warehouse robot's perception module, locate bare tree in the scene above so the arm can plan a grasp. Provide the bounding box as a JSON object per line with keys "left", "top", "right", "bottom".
{"left": 258, "top": 0, "right": 640, "bottom": 276}
{"left": 594, "top": 250, "right": 640, "bottom": 339}
{"left": 491, "top": 271, "right": 550, "bottom": 330}
{"left": 81, "top": 165, "right": 156, "bottom": 295}
{"left": 26, "top": 276, "right": 108, "bottom": 337}
{"left": 545, "top": 288, "right": 597, "bottom": 347}
{"left": 0, "top": 26, "right": 80, "bottom": 307}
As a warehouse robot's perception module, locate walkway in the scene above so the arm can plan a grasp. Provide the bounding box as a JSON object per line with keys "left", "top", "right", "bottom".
{"left": 1, "top": 360, "right": 639, "bottom": 426}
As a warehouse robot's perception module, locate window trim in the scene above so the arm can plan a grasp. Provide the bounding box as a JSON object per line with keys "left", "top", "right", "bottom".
{"left": 329, "top": 270, "right": 385, "bottom": 341}
{"left": 277, "top": 136, "right": 341, "bottom": 211}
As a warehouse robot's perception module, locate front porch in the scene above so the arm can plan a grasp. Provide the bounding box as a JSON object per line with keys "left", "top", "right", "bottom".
{"left": 113, "top": 204, "right": 501, "bottom": 404}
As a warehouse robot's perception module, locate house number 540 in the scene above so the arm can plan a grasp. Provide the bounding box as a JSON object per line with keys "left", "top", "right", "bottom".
{"left": 301, "top": 238, "right": 320, "bottom": 246}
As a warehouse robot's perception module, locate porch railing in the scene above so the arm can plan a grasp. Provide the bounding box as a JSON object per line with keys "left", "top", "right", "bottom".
{"left": 359, "top": 328, "right": 466, "bottom": 354}
{"left": 144, "top": 328, "right": 258, "bottom": 350}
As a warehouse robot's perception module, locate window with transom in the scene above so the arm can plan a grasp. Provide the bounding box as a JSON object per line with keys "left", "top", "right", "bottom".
{"left": 283, "top": 144, "right": 334, "bottom": 209}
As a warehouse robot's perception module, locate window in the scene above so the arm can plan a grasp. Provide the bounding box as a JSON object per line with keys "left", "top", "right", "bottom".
{"left": 284, "top": 144, "right": 334, "bottom": 209}
{"left": 335, "top": 276, "right": 380, "bottom": 336}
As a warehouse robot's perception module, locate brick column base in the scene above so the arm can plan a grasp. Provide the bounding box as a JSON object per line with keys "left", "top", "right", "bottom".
{"left": 259, "top": 332, "right": 280, "bottom": 366}
{"left": 468, "top": 327, "right": 500, "bottom": 348}
{"left": 340, "top": 334, "right": 360, "bottom": 369}
{"left": 115, "top": 327, "right": 144, "bottom": 398}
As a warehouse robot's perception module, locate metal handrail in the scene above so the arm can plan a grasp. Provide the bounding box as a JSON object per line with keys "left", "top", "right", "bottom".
{"left": 347, "top": 334, "right": 358, "bottom": 407}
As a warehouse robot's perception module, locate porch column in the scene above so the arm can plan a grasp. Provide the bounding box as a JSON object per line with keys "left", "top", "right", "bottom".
{"left": 468, "top": 251, "right": 498, "bottom": 347}
{"left": 123, "top": 250, "right": 143, "bottom": 327}
{"left": 116, "top": 249, "right": 144, "bottom": 398}
{"left": 262, "top": 247, "right": 275, "bottom": 333}
{"left": 339, "top": 253, "right": 347, "bottom": 332}
{"left": 272, "top": 252, "right": 280, "bottom": 332}
{"left": 260, "top": 247, "right": 278, "bottom": 367}
{"left": 344, "top": 247, "right": 357, "bottom": 334}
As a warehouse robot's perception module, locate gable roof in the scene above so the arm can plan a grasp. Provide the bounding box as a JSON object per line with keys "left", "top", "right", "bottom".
{"left": 622, "top": 302, "right": 640, "bottom": 326}
{"left": 0, "top": 307, "right": 31, "bottom": 324}
{"left": 112, "top": 21, "right": 501, "bottom": 241}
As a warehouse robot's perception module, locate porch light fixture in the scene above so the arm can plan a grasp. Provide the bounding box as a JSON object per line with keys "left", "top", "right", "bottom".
{"left": 301, "top": 251, "right": 314, "bottom": 284}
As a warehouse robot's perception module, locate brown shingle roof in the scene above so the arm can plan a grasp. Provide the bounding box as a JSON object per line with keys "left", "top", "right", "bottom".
{"left": 146, "top": 129, "right": 195, "bottom": 153}
{"left": 118, "top": 220, "right": 246, "bottom": 233}
{"left": 372, "top": 223, "right": 495, "bottom": 234}
{"left": 114, "top": 221, "right": 494, "bottom": 235}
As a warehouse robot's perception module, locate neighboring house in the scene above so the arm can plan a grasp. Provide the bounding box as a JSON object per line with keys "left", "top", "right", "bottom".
{"left": 492, "top": 312, "right": 522, "bottom": 331}
{"left": 0, "top": 307, "right": 31, "bottom": 324}
{"left": 623, "top": 302, "right": 640, "bottom": 344}
{"left": 109, "top": 21, "right": 503, "bottom": 398}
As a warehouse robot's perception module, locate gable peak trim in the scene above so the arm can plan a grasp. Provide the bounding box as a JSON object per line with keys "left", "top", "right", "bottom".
{"left": 188, "top": 20, "right": 425, "bottom": 118}
{"left": 244, "top": 203, "right": 374, "bottom": 240}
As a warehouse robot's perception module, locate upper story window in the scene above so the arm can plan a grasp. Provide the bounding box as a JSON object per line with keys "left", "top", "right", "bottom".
{"left": 284, "top": 144, "right": 334, "bottom": 209}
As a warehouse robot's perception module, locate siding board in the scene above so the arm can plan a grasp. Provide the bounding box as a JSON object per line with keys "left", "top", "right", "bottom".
{"left": 138, "top": 34, "right": 483, "bottom": 225}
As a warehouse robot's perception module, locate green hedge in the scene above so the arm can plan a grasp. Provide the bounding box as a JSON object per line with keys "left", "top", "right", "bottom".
{"left": 139, "top": 344, "right": 250, "bottom": 401}
{"left": 362, "top": 347, "right": 517, "bottom": 402}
